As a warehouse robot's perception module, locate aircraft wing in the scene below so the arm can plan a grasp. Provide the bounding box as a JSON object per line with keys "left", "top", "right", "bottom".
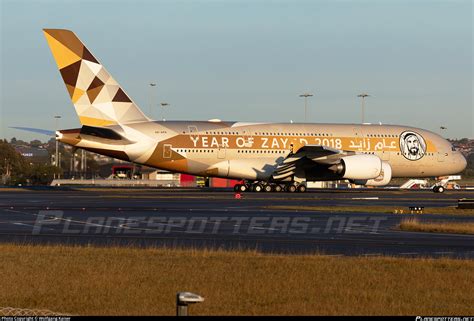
{"left": 272, "top": 145, "right": 354, "bottom": 180}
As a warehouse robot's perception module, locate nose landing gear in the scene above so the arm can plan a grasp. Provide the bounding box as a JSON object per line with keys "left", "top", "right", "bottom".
{"left": 430, "top": 175, "right": 461, "bottom": 193}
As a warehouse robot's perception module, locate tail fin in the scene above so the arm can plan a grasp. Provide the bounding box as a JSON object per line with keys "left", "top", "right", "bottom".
{"left": 43, "top": 29, "right": 149, "bottom": 127}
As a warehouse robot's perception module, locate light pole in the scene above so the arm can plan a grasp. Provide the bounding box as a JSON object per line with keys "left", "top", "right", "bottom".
{"left": 81, "top": 149, "right": 87, "bottom": 178}
{"left": 149, "top": 83, "right": 157, "bottom": 118}
{"left": 299, "top": 93, "right": 314, "bottom": 122}
{"left": 357, "top": 93, "right": 370, "bottom": 124}
{"left": 160, "top": 102, "right": 169, "bottom": 121}
{"left": 54, "top": 115, "right": 61, "bottom": 179}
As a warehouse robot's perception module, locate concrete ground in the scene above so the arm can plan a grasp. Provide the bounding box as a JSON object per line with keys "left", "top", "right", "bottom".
{"left": 1, "top": 187, "right": 473, "bottom": 258}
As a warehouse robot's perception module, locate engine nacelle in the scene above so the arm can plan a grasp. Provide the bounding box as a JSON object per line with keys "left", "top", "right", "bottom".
{"left": 352, "top": 161, "right": 392, "bottom": 186}
{"left": 331, "top": 154, "right": 382, "bottom": 180}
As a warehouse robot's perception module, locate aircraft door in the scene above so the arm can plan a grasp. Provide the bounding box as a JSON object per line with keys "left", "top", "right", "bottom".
{"left": 163, "top": 144, "right": 172, "bottom": 158}
{"left": 350, "top": 126, "right": 363, "bottom": 152}
{"left": 242, "top": 129, "right": 254, "bottom": 148}
{"left": 437, "top": 151, "right": 447, "bottom": 162}
{"left": 381, "top": 150, "right": 390, "bottom": 161}
{"left": 437, "top": 142, "right": 449, "bottom": 162}
{"left": 352, "top": 126, "right": 361, "bottom": 138}
{"left": 217, "top": 145, "right": 226, "bottom": 159}
{"left": 188, "top": 125, "right": 199, "bottom": 138}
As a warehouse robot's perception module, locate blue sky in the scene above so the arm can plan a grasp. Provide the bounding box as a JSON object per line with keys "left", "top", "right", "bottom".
{"left": 1, "top": 0, "right": 472, "bottom": 141}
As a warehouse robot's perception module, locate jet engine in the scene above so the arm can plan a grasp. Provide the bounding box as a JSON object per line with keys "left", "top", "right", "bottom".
{"left": 351, "top": 161, "right": 392, "bottom": 186}
{"left": 330, "top": 154, "right": 382, "bottom": 180}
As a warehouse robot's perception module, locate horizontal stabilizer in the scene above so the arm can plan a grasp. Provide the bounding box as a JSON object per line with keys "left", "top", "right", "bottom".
{"left": 10, "top": 127, "right": 55, "bottom": 136}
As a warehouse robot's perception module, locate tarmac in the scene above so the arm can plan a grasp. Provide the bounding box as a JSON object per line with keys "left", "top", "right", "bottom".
{"left": 1, "top": 187, "right": 473, "bottom": 258}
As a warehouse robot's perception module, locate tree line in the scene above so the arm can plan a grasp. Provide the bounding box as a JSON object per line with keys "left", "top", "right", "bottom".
{"left": 0, "top": 140, "right": 60, "bottom": 185}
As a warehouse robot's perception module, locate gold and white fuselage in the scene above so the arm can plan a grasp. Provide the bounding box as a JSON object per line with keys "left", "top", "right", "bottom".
{"left": 58, "top": 120, "right": 467, "bottom": 183}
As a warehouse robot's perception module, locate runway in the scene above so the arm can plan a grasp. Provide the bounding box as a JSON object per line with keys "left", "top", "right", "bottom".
{"left": 1, "top": 187, "right": 473, "bottom": 258}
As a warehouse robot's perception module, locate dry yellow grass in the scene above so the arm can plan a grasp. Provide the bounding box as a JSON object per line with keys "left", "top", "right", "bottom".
{"left": 0, "top": 244, "right": 473, "bottom": 316}
{"left": 399, "top": 218, "right": 474, "bottom": 235}
{"left": 267, "top": 205, "right": 474, "bottom": 215}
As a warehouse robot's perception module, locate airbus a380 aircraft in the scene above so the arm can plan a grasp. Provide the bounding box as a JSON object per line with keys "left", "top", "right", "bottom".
{"left": 41, "top": 29, "right": 467, "bottom": 193}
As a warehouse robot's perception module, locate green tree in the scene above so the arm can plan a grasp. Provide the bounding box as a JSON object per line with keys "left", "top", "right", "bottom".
{"left": 30, "top": 139, "right": 42, "bottom": 147}
{"left": 26, "top": 163, "right": 61, "bottom": 185}
{"left": 0, "top": 140, "right": 61, "bottom": 185}
{"left": 0, "top": 140, "right": 29, "bottom": 185}
{"left": 9, "top": 137, "right": 28, "bottom": 146}
{"left": 462, "top": 153, "right": 474, "bottom": 178}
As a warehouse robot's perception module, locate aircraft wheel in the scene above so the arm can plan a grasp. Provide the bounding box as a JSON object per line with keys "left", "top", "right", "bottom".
{"left": 274, "top": 185, "right": 283, "bottom": 192}
{"left": 264, "top": 184, "right": 273, "bottom": 192}
{"left": 238, "top": 184, "right": 248, "bottom": 192}
{"left": 253, "top": 184, "right": 264, "bottom": 192}
{"left": 287, "top": 184, "right": 297, "bottom": 193}
{"left": 233, "top": 184, "right": 240, "bottom": 192}
{"left": 437, "top": 186, "right": 445, "bottom": 193}
{"left": 297, "top": 184, "right": 307, "bottom": 193}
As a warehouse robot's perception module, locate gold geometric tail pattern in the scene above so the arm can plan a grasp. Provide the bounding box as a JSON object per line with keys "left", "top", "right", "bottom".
{"left": 43, "top": 29, "right": 149, "bottom": 127}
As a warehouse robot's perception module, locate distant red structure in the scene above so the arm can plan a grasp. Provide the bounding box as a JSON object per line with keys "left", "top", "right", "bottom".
{"left": 179, "top": 174, "right": 239, "bottom": 188}
{"left": 209, "top": 177, "right": 240, "bottom": 188}
{"left": 180, "top": 174, "right": 196, "bottom": 187}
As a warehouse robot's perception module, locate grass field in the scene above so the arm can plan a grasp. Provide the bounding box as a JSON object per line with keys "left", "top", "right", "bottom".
{"left": 399, "top": 218, "right": 474, "bottom": 235}
{"left": 0, "top": 244, "right": 473, "bottom": 316}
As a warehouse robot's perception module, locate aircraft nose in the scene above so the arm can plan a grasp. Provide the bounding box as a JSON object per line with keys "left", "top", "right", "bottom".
{"left": 458, "top": 153, "right": 467, "bottom": 172}
{"left": 452, "top": 152, "right": 467, "bottom": 174}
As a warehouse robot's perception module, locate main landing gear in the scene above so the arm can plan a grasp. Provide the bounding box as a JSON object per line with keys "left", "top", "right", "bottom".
{"left": 234, "top": 182, "right": 307, "bottom": 193}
